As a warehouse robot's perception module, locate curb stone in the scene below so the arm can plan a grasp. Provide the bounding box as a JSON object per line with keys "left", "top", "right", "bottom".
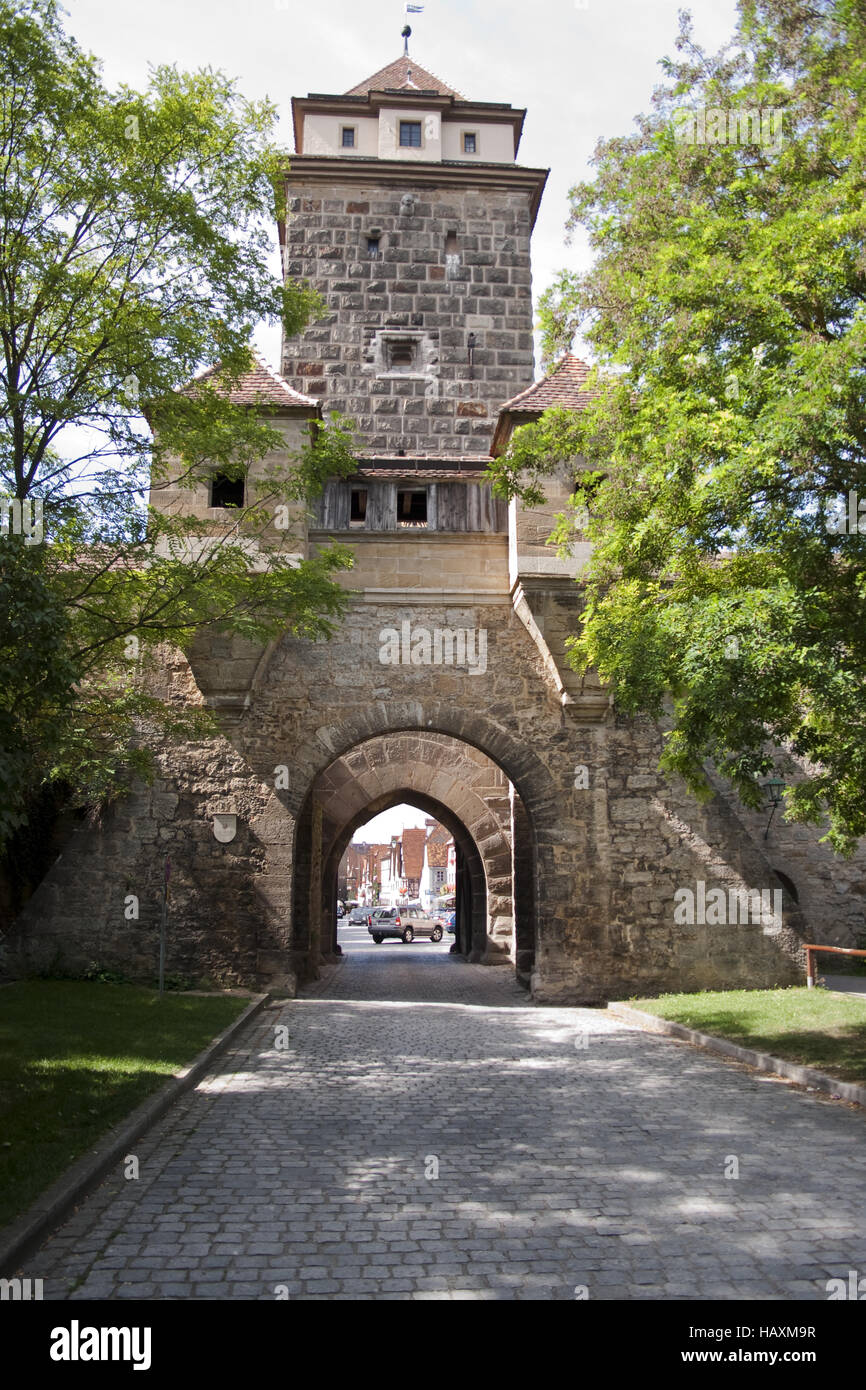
{"left": 607, "top": 1001, "right": 866, "bottom": 1110}
{"left": 0, "top": 992, "right": 270, "bottom": 1277}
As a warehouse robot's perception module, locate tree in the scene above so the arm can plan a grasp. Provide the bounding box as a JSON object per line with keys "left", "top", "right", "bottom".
{"left": 489, "top": 0, "right": 866, "bottom": 853}
{"left": 0, "top": 0, "right": 356, "bottom": 850}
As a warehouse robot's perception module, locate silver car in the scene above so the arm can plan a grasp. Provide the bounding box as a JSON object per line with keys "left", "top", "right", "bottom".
{"left": 368, "top": 906, "right": 444, "bottom": 944}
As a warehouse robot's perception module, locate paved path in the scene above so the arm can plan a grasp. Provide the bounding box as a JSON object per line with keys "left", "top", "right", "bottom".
{"left": 32, "top": 928, "right": 866, "bottom": 1300}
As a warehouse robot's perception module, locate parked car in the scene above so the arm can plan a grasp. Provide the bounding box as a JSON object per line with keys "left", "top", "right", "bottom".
{"left": 443, "top": 910, "right": 457, "bottom": 934}
{"left": 367, "top": 906, "right": 444, "bottom": 944}
{"left": 348, "top": 904, "right": 370, "bottom": 926}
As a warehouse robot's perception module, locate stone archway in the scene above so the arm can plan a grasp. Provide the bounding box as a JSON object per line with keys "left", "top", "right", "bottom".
{"left": 289, "top": 730, "right": 535, "bottom": 986}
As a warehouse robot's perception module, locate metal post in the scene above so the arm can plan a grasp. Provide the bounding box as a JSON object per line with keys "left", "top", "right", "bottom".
{"left": 806, "top": 946, "right": 814, "bottom": 988}
{"left": 159, "top": 857, "right": 170, "bottom": 998}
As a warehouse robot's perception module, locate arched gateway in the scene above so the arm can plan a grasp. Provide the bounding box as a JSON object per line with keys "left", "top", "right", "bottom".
{"left": 10, "top": 50, "right": 851, "bottom": 1002}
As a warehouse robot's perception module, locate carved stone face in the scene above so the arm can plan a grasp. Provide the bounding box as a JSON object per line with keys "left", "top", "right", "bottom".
{"left": 399, "top": 193, "right": 416, "bottom": 215}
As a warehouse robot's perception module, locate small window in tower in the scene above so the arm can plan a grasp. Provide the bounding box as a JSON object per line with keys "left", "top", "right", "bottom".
{"left": 388, "top": 340, "right": 416, "bottom": 371}
{"left": 463, "top": 132, "right": 477, "bottom": 154}
{"left": 211, "top": 473, "right": 245, "bottom": 509}
{"left": 397, "top": 488, "right": 428, "bottom": 527}
{"left": 399, "top": 120, "right": 422, "bottom": 148}
{"left": 341, "top": 126, "right": 356, "bottom": 149}
{"left": 350, "top": 488, "right": 368, "bottom": 526}
{"left": 367, "top": 235, "right": 380, "bottom": 259}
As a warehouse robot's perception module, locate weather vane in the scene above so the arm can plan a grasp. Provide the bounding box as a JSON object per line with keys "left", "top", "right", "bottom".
{"left": 403, "top": 4, "right": 424, "bottom": 56}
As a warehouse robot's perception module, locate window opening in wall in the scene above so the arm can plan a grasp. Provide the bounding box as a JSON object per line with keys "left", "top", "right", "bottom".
{"left": 462, "top": 132, "right": 477, "bottom": 154}
{"left": 350, "top": 488, "right": 368, "bottom": 526}
{"left": 388, "top": 340, "right": 416, "bottom": 371}
{"left": 445, "top": 230, "right": 459, "bottom": 280}
{"left": 341, "top": 126, "right": 356, "bottom": 148}
{"left": 367, "top": 236, "right": 381, "bottom": 258}
{"left": 399, "top": 120, "right": 422, "bottom": 147}
{"left": 397, "top": 488, "right": 428, "bottom": 527}
{"left": 211, "top": 473, "right": 245, "bottom": 508}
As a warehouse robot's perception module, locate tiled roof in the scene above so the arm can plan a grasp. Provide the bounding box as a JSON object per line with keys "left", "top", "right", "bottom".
{"left": 400, "top": 827, "right": 427, "bottom": 881}
{"left": 189, "top": 355, "right": 319, "bottom": 410}
{"left": 425, "top": 841, "right": 449, "bottom": 869}
{"left": 498, "top": 353, "right": 596, "bottom": 414}
{"left": 345, "top": 55, "right": 462, "bottom": 98}
{"left": 354, "top": 468, "right": 490, "bottom": 481}
{"left": 356, "top": 453, "right": 492, "bottom": 467}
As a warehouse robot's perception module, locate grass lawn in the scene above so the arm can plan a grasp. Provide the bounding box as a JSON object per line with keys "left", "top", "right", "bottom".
{"left": 0, "top": 980, "right": 249, "bottom": 1229}
{"left": 629, "top": 987, "right": 866, "bottom": 1087}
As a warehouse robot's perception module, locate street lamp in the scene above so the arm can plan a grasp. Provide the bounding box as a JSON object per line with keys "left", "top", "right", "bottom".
{"left": 762, "top": 777, "right": 786, "bottom": 840}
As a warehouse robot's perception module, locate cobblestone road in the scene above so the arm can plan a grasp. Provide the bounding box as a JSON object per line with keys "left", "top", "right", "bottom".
{"left": 31, "top": 928, "right": 866, "bottom": 1300}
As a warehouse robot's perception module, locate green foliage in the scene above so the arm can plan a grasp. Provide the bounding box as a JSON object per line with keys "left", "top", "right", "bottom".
{"left": 489, "top": 0, "right": 866, "bottom": 853}
{"left": 0, "top": 0, "right": 358, "bottom": 848}
{"left": 0, "top": 979, "right": 247, "bottom": 1225}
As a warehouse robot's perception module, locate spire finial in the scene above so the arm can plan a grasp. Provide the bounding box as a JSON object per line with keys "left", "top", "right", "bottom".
{"left": 402, "top": 24, "right": 411, "bottom": 57}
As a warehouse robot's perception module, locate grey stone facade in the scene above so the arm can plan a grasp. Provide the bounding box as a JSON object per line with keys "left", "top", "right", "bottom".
{"left": 280, "top": 178, "right": 536, "bottom": 454}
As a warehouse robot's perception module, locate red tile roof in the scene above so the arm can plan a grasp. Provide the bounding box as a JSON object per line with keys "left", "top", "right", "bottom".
{"left": 345, "top": 55, "right": 462, "bottom": 98}
{"left": 189, "top": 355, "right": 319, "bottom": 410}
{"left": 354, "top": 468, "right": 489, "bottom": 481}
{"left": 498, "top": 353, "right": 596, "bottom": 414}
{"left": 400, "top": 827, "right": 427, "bottom": 882}
{"left": 425, "top": 840, "right": 450, "bottom": 869}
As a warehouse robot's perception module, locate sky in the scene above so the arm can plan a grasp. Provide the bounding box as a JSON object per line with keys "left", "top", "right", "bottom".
{"left": 352, "top": 803, "right": 431, "bottom": 844}
{"left": 59, "top": 0, "right": 740, "bottom": 841}
{"left": 63, "top": 0, "right": 739, "bottom": 373}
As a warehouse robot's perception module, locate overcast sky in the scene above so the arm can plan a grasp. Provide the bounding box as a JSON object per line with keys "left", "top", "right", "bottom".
{"left": 61, "top": 0, "right": 739, "bottom": 842}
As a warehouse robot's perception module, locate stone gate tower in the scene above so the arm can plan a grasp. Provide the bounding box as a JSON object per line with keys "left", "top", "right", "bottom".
{"left": 279, "top": 54, "right": 547, "bottom": 456}
{"left": 9, "top": 52, "right": 862, "bottom": 1002}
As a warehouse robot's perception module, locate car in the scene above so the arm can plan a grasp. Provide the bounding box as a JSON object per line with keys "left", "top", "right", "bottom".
{"left": 348, "top": 904, "right": 370, "bottom": 926}
{"left": 367, "top": 906, "right": 444, "bottom": 944}
{"left": 444, "top": 910, "right": 456, "bottom": 934}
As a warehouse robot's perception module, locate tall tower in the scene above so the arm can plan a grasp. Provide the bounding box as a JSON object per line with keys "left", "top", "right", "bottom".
{"left": 279, "top": 54, "right": 548, "bottom": 457}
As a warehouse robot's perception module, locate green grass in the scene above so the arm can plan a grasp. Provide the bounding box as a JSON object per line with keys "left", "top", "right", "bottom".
{"left": 629, "top": 987, "right": 866, "bottom": 1086}
{"left": 0, "top": 980, "right": 249, "bottom": 1229}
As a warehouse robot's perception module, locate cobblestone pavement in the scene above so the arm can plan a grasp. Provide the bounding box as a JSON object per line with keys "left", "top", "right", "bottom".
{"left": 29, "top": 928, "right": 866, "bottom": 1300}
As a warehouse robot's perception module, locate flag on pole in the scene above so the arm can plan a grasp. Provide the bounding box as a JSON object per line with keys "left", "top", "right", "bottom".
{"left": 406, "top": 4, "right": 424, "bottom": 12}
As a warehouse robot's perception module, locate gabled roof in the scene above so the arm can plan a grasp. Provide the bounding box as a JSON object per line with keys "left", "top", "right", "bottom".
{"left": 189, "top": 355, "right": 319, "bottom": 410}
{"left": 492, "top": 353, "right": 597, "bottom": 455}
{"left": 345, "top": 55, "right": 462, "bottom": 98}
{"left": 400, "top": 827, "right": 427, "bottom": 881}
{"left": 425, "top": 841, "right": 450, "bottom": 869}
{"left": 499, "top": 353, "right": 595, "bottom": 414}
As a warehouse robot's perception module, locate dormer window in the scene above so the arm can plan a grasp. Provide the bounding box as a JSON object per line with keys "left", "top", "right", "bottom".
{"left": 399, "top": 121, "right": 422, "bottom": 148}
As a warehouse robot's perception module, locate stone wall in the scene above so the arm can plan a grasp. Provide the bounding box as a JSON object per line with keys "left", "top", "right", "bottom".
{"left": 280, "top": 180, "right": 535, "bottom": 454}
{"left": 8, "top": 594, "right": 847, "bottom": 1003}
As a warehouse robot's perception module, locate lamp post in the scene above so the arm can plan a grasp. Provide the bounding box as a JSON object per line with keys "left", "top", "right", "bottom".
{"left": 762, "top": 777, "right": 786, "bottom": 840}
